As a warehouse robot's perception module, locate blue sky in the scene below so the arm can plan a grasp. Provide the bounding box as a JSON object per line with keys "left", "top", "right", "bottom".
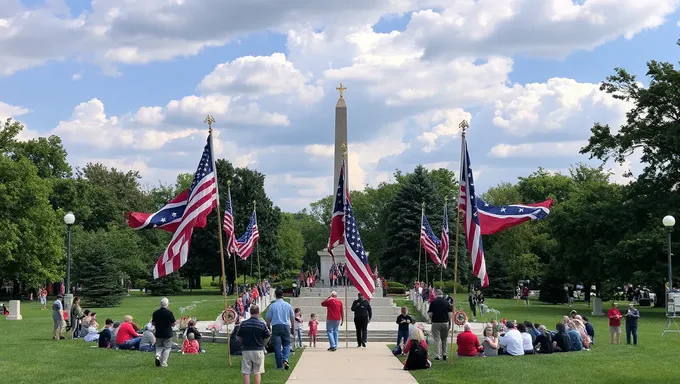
{"left": 1, "top": 0, "right": 679, "bottom": 212}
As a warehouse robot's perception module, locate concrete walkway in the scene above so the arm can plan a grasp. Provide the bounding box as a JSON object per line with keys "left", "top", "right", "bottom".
{"left": 286, "top": 342, "right": 417, "bottom": 384}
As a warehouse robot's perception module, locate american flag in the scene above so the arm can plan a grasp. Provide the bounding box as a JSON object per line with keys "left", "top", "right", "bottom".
{"left": 440, "top": 202, "right": 450, "bottom": 269}
{"left": 458, "top": 136, "right": 489, "bottom": 287}
{"left": 477, "top": 198, "right": 553, "bottom": 235}
{"left": 344, "top": 194, "right": 375, "bottom": 299}
{"left": 421, "top": 213, "right": 441, "bottom": 265}
{"left": 327, "top": 161, "right": 346, "bottom": 263}
{"left": 222, "top": 186, "right": 238, "bottom": 255}
{"left": 127, "top": 190, "right": 189, "bottom": 232}
{"left": 236, "top": 209, "right": 259, "bottom": 260}
{"left": 153, "top": 134, "right": 217, "bottom": 279}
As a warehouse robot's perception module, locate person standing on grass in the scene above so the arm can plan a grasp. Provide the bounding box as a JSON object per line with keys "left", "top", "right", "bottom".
{"left": 321, "top": 291, "right": 344, "bottom": 352}
{"left": 52, "top": 294, "right": 65, "bottom": 340}
{"left": 238, "top": 305, "right": 271, "bottom": 384}
{"left": 351, "top": 292, "right": 372, "bottom": 348}
{"left": 40, "top": 287, "right": 47, "bottom": 310}
{"left": 624, "top": 303, "right": 640, "bottom": 346}
{"left": 266, "top": 288, "right": 295, "bottom": 370}
{"left": 396, "top": 307, "right": 414, "bottom": 351}
{"left": 608, "top": 302, "right": 622, "bottom": 344}
{"left": 427, "top": 289, "right": 452, "bottom": 361}
{"left": 152, "top": 297, "right": 176, "bottom": 367}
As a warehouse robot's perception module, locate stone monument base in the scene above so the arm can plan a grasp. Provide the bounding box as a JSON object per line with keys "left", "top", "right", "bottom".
{"left": 317, "top": 245, "right": 372, "bottom": 288}
{"left": 7, "top": 300, "right": 22, "bottom": 320}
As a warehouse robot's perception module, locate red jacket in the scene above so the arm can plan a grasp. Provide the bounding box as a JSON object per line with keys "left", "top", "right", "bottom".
{"left": 116, "top": 322, "right": 139, "bottom": 345}
{"left": 456, "top": 330, "right": 482, "bottom": 357}
{"left": 608, "top": 308, "right": 622, "bottom": 327}
{"left": 321, "top": 297, "right": 344, "bottom": 321}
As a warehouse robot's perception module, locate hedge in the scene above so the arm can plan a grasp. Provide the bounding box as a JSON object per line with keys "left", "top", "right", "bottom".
{"left": 432, "top": 281, "right": 468, "bottom": 294}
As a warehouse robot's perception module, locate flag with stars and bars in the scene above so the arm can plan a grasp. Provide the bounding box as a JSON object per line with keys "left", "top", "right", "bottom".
{"left": 421, "top": 213, "right": 441, "bottom": 265}
{"left": 344, "top": 194, "right": 375, "bottom": 299}
{"left": 236, "top": 209, "right": 259, "bottom": 260}
{"left": 327, "top": 161, "right": 346, "bottom": 264}
{"left": 458, "top": 135, "right": 489, "bottom": 287}
{"left": 477, "top": 198, "right": 553, "bottom": 235}
{"left": 222, "top": 186, "right": 238, "bottom": 255}
{"left": 153, "top": 134, "right": 217, "bottom": 279}
{"left": 127, "top": 190, "right": 189, "bottom": 232}
{"left": 440, "top": 202, "right": 450, "bottom": 269}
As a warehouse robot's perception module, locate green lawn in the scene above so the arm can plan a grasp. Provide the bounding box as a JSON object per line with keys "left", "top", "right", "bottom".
{"left": 0, "top": 294, "right": 301, "bottom": 384}
{"left": 393, "top": 296, "right": 678, "bottom": 384}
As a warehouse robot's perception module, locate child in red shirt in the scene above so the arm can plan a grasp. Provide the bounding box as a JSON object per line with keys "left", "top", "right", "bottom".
{"left": 182, "top": 332, "right": 200, "bottom": 354}
{"left": 308, "top": 313, "right": 319, "bottom": 347}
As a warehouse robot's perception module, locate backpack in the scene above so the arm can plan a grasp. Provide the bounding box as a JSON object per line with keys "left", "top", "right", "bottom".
{"left": 405, "top": 340, "right": 428, "bottom": 370}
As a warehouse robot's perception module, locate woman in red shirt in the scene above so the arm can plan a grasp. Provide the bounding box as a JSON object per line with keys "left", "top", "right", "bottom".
{"left": 117, "top": 315, "right": 143, "bottom": 350}
{"left": 403, "top": 328, "right": 431, "bottom": 370}
{"left": 608, "top": 302, "right": 622, "bottom": 344}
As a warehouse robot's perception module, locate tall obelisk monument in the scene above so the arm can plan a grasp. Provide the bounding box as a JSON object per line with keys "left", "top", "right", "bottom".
{"left": 334, "top": 83, "right": 348, "bottom": 190}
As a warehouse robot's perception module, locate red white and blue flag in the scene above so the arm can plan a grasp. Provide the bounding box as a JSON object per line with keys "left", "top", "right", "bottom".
{"left": 153, "top": 134, "right": 217, "bottom": 279}
{"left": 458, "top": 136, "right": 489, "bottom": 287}
{"left": 222, "top": 186, "right": 238, "bottom": 255}
{"left": 440, "top": 202, "right": 450, "bottom": 269}
{"left": 477, "top": 198, "right": 553, "bottom": 235}
{"left": 236, "top": 209, "right": 259, "bottom": 260}
{"left": 327, "top": 161, "right": 346, "bottom": 264}
{"left": 128, "top": 190, "right": 189, "bottom": 232}
{"left": 344, "top": 192, "right": 375, "bottom": 299}
{"left": 421, "top": 213, "right": 441, "bottom": 265}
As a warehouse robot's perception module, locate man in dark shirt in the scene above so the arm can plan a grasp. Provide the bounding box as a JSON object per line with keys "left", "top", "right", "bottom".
{"left": 533, "top": 325, "right": 553, "bottom": 354}
{"left": 396, "top": 307, "right": 414, "bottom": 350}
{"left": 98, "top": 318, "right": 114, "bottom": 348}
{"left": 427, "top": 289, "right": 452, "bottom": 361}
{"left": 350, "top": 293, "right": 372, "bottom": 348}
{"left": 237, "top": 305, "right": 271, "bottom": 384}
{"left": 152, "top": 297, "right": 176, "bottom": 368}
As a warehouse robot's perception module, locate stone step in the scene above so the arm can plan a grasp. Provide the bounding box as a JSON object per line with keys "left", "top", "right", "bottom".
{"left": 289, "top": 297, "right": 395, "bottom": 306}
{"left": 290, "top": 306, "right": 401, "bottom": 317}
{"left": 293, "top": 314, "right": 401, "bottom": 322}
{"left": 298, "top": 287, "right": 384, "bottom": 297}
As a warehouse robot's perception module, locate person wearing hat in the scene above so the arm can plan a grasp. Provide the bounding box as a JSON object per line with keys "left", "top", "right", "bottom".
{"left": 607, "top": 302, "right": 623, "bottom": 344}
{"left": 624, "top": 302, "right": 640, "bottom": 345}
{"left": 427, "top": 289, "right": 453, "bottom": 361}
{"left": 52, "top": 294, "right": 65, "bottom": 340}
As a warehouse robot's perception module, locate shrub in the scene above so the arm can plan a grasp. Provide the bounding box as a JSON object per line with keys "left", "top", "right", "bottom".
{"left": 432, "top": 281, "right": 468, "bottom": 294}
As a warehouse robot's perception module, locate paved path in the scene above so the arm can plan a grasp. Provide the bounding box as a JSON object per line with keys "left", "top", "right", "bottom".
{"left": 286, "top": 342, "right": 417, "bottom": 384}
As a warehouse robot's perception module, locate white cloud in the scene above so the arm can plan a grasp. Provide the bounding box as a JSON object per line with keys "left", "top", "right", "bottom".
{"left": 489, "top": 141, "right": 587, "bottom": 158}
{"left": 199, "top": 53, "right": 324, "bottom": 104}
{"left": 72, "top": 73, "right": 82, "bottom": 81}
{"left": 415, "top": 109, "right": 472, "bottom": 152}
{"left": 0, "top": 101, "right": 28, "bottom": 122}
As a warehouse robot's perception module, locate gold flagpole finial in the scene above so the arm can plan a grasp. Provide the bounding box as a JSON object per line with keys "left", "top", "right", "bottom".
{"left": 421, "top": 201, "right": 425, "bottom": 210}
{"left": 253, "top": 200, "right": 257, "bottom": 209}
{"left": 227, "top": 179, "right": 231, "bottom": 187}
{"left": 459, "top": 120, "right": 469, "bottom": 137}
{"left": 341, "top": 143, "right": 348, "bottom": 157}
{"left": 444, "top": 196, "right": 449, "bottom": 203}
{"left": 204, "top": 115, "right": 216, "bottom": 133}
{"left": 336, "top": 83, "right": 347, "bottom": 99}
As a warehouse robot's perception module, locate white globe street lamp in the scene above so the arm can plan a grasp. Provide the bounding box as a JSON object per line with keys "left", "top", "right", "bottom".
{"left": 663, "top": 215, "right": 675, "bottom": 293}
{"left": 63, "top": 212, "right": 76, "bottom": 294}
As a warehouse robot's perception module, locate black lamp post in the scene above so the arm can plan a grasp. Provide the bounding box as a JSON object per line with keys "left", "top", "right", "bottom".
{"left": 63, "top": 212, "right": 75, "bottom": 294}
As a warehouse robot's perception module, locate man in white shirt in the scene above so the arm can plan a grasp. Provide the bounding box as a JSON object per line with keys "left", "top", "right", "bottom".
{"left": 498, "top": 321, "right": 524, "bottom": 356}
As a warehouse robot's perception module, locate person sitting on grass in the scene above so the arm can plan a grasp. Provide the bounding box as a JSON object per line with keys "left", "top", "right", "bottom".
{"left": 534, "top": 325, "right": 553, "bottom": 354}
{"left": 111, "top": 322, "right": 121, "bottom": 349}
{"left": 117, "top": 315, "right": 143, "bottom": 350}
{"left": 553, "top": 323, "right": 570, "bottom": 352}
{"left": 457, "top": 322, "right": 483, "bottom": 357}
{"left": 79, "top": 310, "right": 92, "bottom": 338}
{"left": 185, "top": 320, "right": 204, "bottom": 353}
{"left": 98, "top": 319, "right": 114, "bottom": 348}
{"left": 182, "top": 333, "right": 200, "bottom": 354}
{"left": 481, "top": 326, "right": 499, "bottom": 357}
{"left": 498, "top": 321, "right": 524, "bottom": 356}
{"left": 524, "top": 321, "right": 539, "bottom": 342}
{"left": 572, "top": 317, "right": 590, "bottom": 350}
{"left": 402, "top": 328, "right": 431, "bottom": 371}
{"left": 83, "top": 321, "right": 100, "bottom": 343}
{"left": 566, "top": 321, "right": 583, "bottom": 351}
{"left": 1, "top": 303, "right": 8, "bottom": 316}
{"left": 517, "top": 323, "right": 534, "bottom": 355}
{"left": 139, "top": 323, "right": 156, "bottom": 352}
{"left": 582, "top": 316, "right": 595, "bottom": 344}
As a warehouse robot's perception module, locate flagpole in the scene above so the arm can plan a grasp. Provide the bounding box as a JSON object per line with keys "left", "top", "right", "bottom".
{"left": 341, "top": 143, "right": 349, "bottom": 349}
{"left": 418, "top": 202, "right": 424, "bottom": 284}
{"left": 254, "top": 200, "right": 261, "bottom": 281}
{"left": 450, "top": 120, "right": 467, "bottom": 365}
{"left": 423, "top": 203, "right": 429, "bottom": 286}
{"left": 205, "top": 115, "right": 232, "bottom": 367}
{"left": 345, "top": 284, "right": 348, "bottom": 348}
{"left": 440, "top": 198, "right": 447, "bottom": 287}
{"left": 228, "top": 181, "right": 239, "bottom": 294}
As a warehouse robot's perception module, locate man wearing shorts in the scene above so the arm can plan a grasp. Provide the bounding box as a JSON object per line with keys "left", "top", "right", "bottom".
{"left": 607, "top": 302, "right": 622, "bottom": 344}
{"left": 238, "top": 305, "right": 271, "bottom": 384}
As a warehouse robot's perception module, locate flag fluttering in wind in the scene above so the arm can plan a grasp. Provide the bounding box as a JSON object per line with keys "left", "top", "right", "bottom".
{"left": 236, "top": 209, "right": 259, "bottom": 260}
{"left": 153, "top": 134, "right": 217, "bottom": 279}
{"left": 344, "top": 192, "right": 375, "bottom": 299}
{"left": 421, "top": 214, "right": 441, "bottom": 265}
{"left": 222, "top": 186, "right": 238, "bottom": 255}
{"left": 477, "top": 198, "right": 553, "bottom": 235}
{"left": 327, "top": 161, "right": 346, "bottom": 264}
{"left": 440, "top": 202, "right": 450, "bottom": 269}
{"left": 127, "top": 190, "right": 189, "bottom": 232}
{"left": 458, "top": 135, "right": 489, "bottom": 287}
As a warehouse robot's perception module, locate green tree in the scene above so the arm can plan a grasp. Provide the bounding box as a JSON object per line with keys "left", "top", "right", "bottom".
{"left": 294, "top": 209, "right": 328, "bottom": 269}
{"left": 276, "top": 213, "right": 305, "bottom": 273}
{"left": 0, "top": 118, "right": 22, "bottom": 153}
{"left": 539, "top": 260, "right": 568, "bottom": 304}
{"left": 11, "top": 135, "right": 72, "bottom": 179}
{"left": 0, "top": 155, "right": 64, "bottom": 291}
{"left": 506, "top": 253, "right": 542, "bottom": 284}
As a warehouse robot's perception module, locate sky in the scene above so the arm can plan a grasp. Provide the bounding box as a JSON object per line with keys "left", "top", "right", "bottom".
{"left": 1, "top": 0, "right": 679, "bottom": 212}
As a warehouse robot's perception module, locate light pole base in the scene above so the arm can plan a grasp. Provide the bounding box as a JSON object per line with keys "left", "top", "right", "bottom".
{"left": 63, "top": 293, "right": 74, "bottom": 322}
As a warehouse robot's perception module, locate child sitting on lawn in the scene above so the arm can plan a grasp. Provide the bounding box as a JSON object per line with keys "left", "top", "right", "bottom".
{"left": 182, "top": 332, "right": 200, "bottom": 354}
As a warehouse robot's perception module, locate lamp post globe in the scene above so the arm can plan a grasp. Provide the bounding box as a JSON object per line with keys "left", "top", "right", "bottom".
{"left": 64, "top": 212, "right": 75, "bottom": 225}
{"left": 663, "top": 215, "right": 676, "bottom": 228}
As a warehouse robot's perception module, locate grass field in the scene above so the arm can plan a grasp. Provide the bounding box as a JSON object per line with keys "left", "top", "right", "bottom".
{"left": 0, "top": 293, "right": 301, "bottom": 384}
{"left": 393, "top": 295, "right": 679, "bottom": 384}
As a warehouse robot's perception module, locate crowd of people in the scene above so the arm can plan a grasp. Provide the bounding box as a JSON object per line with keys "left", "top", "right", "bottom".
{"left": 234, "top": 280, "right": 270, "bottom": 321}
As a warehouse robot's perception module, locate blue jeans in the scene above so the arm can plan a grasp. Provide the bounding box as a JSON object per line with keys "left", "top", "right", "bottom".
{"left": 397, "top": 329, "right": 409, "bottom": 347}
{"left": 272, "top": 324, "right": 292, "bottom": 368}
{"left": 295, "top": 328, "right": 303, "bottom": 348}
{"left": 326, "top": 320, "right": 340, "bottom": 349}
{"left": 139, "top": 345, "right": 155, "bottom": 352}
{"left": 626, "top": 323, "right": 638, "bottom": 345}
{"left": 119, "top": 337, "right": 141, "bottom": 350}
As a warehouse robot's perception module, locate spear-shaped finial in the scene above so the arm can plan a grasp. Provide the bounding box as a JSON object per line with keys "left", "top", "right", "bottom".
{"left": 204, "top": 115, "right": 216, "bottom": 133}
{"left": 459, "top": 120, "right": 469, "bottom": 138}
{"left": 227, "top": 179, "right": 231, "bottom": 187}
{"left": 421, "top": 201, "right": 425, "bottom": 211}
{"left": 253, "top": 200, "right": 257, "bottom": 210}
